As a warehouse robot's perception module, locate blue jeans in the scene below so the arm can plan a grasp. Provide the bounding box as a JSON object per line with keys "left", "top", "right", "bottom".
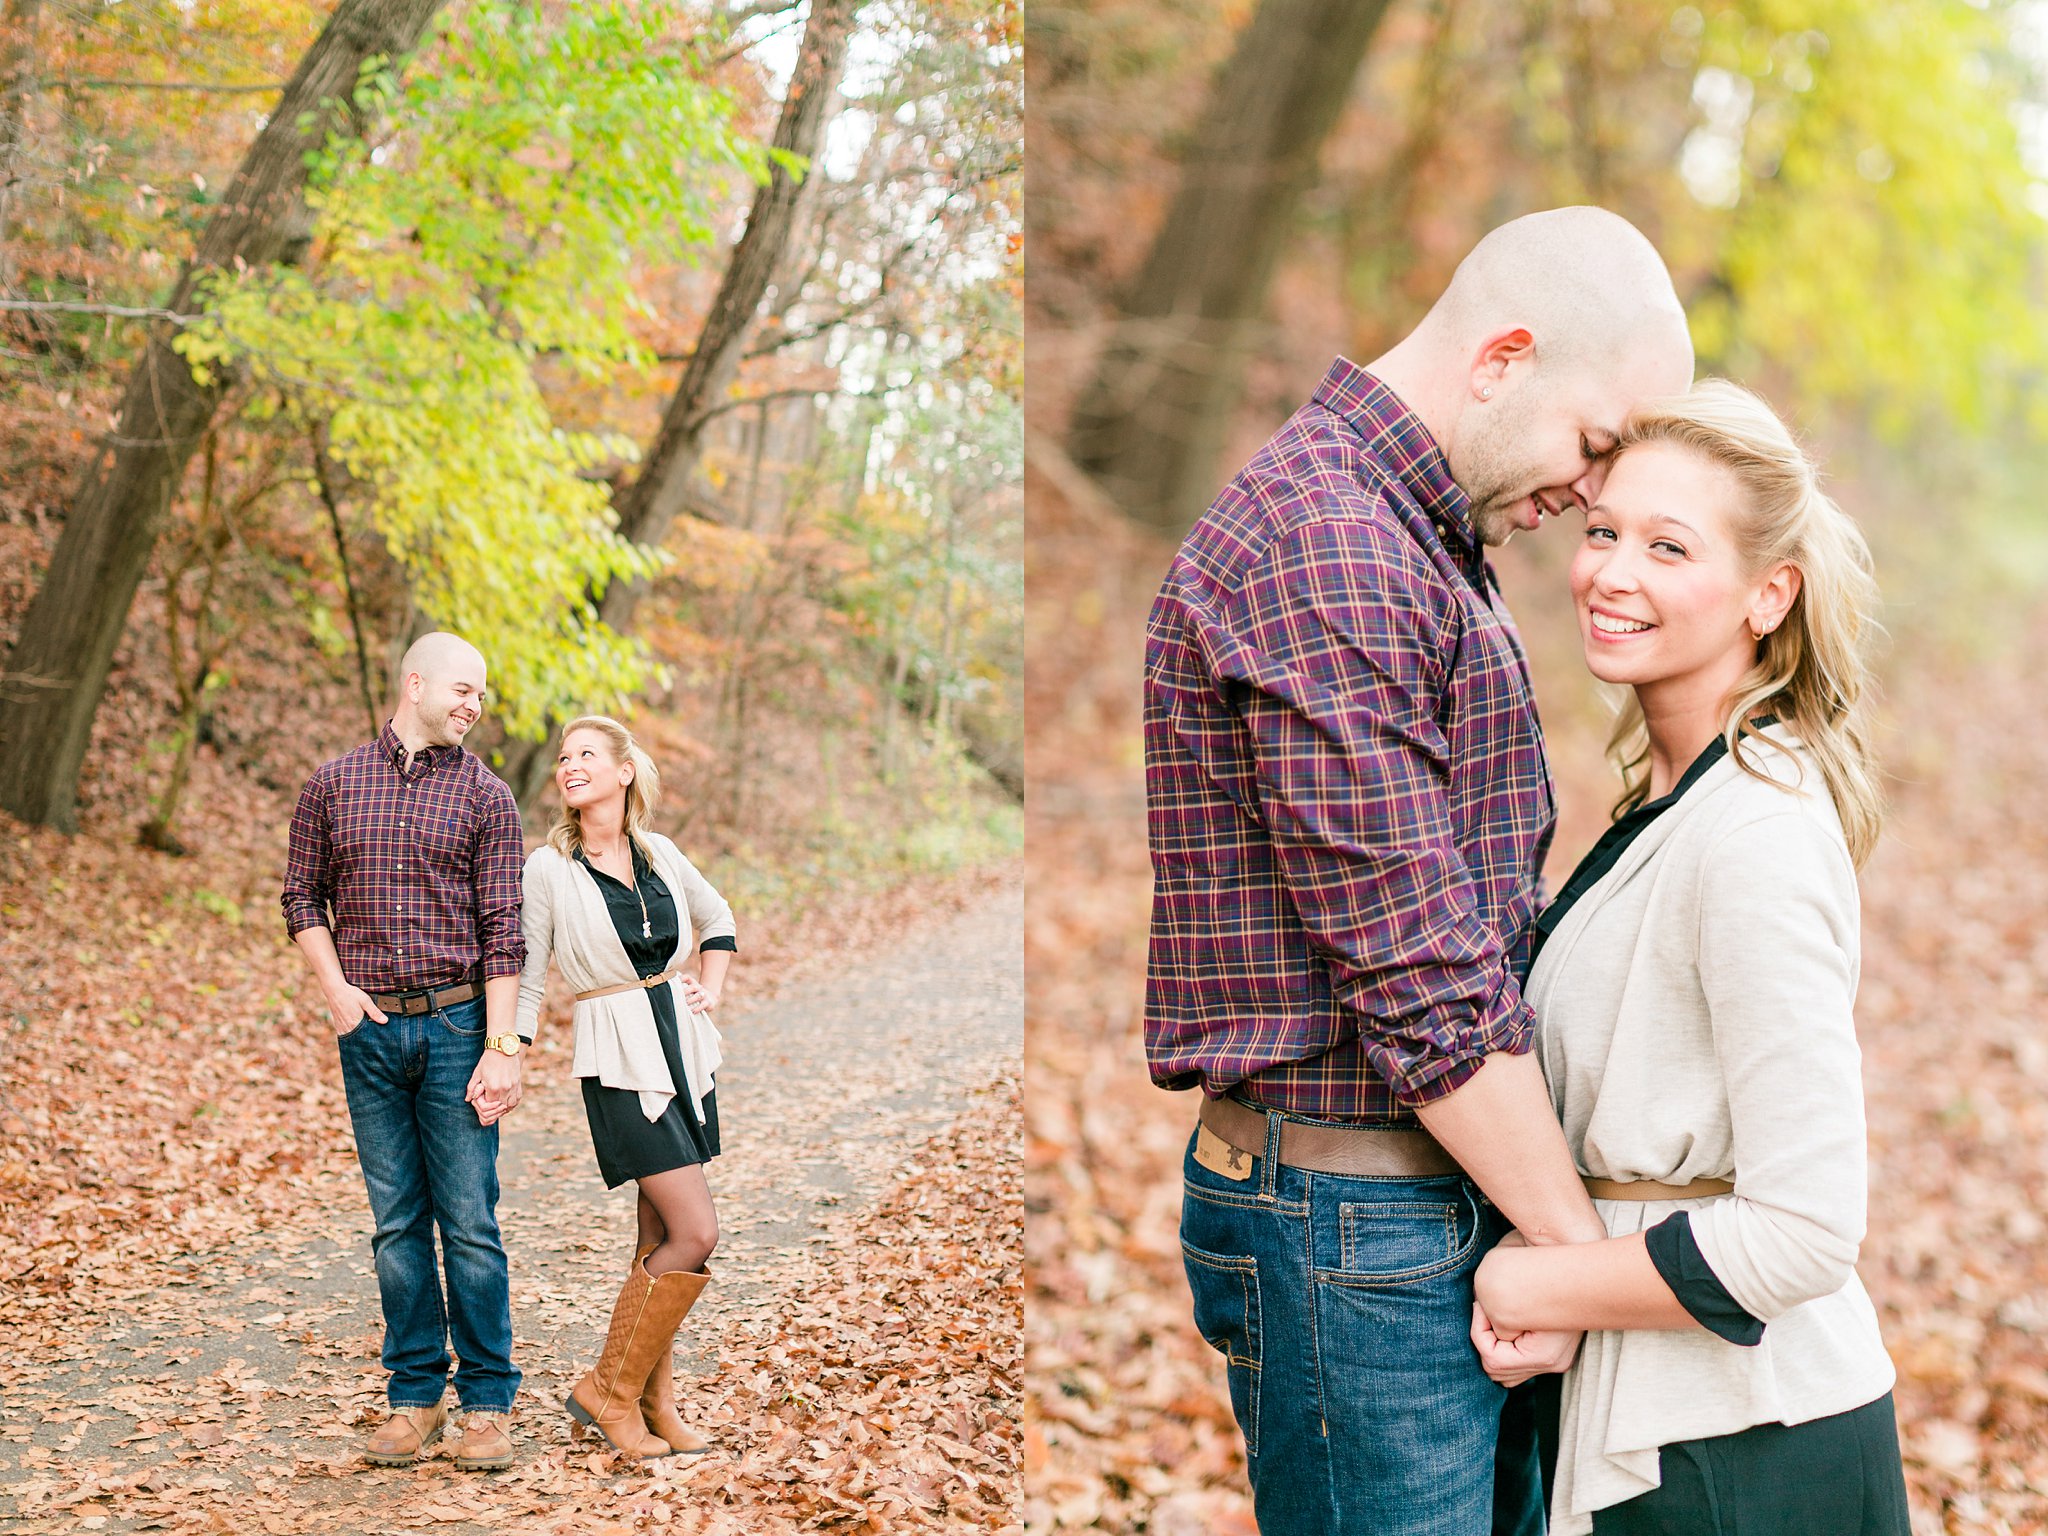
{"left": 1180, "top": 1114, "right": 1545, "bottom": 1535}
{"left": 335, "top": 996, "right": 519, "bottom": 1413}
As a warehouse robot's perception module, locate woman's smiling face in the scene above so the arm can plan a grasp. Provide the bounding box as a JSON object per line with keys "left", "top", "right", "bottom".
{"left": 556, "top": 727, "right": 631, "bottom": 813}
{"left": 1569, "top": 439, "right": 1776, "bottom": 701}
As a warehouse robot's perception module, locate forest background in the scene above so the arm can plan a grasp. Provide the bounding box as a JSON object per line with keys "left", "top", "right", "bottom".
{"left": 1026, "top": 1, "right": 2048, "bottom": 1532}
{"left": 0, "top": 0, "right": 1022, "bottom": 1530}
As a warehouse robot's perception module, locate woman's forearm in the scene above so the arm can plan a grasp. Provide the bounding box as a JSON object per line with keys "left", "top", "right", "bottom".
{"left": 1474, "top": 1231, "right": 1701, "bottom": 1334}
{"left": 699, "top": 948, "right": 732, "bottom": 1000}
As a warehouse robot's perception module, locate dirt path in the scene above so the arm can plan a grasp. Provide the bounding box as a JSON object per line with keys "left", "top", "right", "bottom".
{"left": 0, "top": 882, "right": 1021, "bottom": 1534}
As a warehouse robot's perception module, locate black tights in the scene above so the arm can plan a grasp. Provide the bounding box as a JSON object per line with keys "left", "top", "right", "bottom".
{"left": 633, "top": 1163, "right": 717, "bottom": 1276}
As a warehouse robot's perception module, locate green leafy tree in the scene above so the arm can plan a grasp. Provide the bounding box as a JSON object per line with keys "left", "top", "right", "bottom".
{"left": 174, "top": 3, "right": 764, "bottom": 738}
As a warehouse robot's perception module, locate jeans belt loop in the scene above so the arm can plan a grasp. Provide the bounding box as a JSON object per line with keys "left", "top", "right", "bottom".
{"left": 1259, "top": 1101, "right": 1283, "bottom": 1199}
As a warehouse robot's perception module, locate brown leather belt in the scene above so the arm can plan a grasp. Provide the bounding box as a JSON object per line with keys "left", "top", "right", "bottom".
{"left": 1199, "top": 1095, "right": 1461, "bottom": 1178}
{"left": 575, "top": 965, "right": 687, "bottom": 1003}
{"left": 369, "top": 980, "right": 483, "bottom": 1016}
{"left": 1584, "top": 1175, "right": 1734, "bottom": 1201}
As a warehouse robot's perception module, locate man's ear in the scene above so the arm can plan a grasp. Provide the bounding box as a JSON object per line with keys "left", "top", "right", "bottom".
{"left": 1470, "top": 327, "right": 1536, "bottom": 397}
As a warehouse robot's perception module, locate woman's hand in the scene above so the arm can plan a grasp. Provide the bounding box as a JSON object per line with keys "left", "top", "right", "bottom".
{"left": 1472, "top": 1233, "right": 1583, "bottom": 1386}
{"left": 678, "top": 975, "right": 720, "bottom": 1013}
{"left": 1471, "top": 1300, "right": 1583, "bottom": 1387}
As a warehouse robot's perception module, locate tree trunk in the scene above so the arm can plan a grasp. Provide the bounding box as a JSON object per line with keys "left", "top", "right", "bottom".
{"left": 607, "top": 0, "right": 855, "bottom": 590}
{"left": 499, "top": 0, "right": 857, "bottom": 804}
{"left": 0, "top": 0, "right": 449, "bottom": 830}
{"left": 1064, "top": 0, "right": 1394, "bottom": 534}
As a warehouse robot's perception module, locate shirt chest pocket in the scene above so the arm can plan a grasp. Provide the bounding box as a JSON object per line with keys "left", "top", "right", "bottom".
{"left": 410, "top": 800, "right": 473, "bottom": 868}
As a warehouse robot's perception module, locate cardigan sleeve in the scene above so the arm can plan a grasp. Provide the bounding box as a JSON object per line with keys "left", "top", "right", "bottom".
{"left": 662, "top": 839, "right": 737, "bottom": 950}
{"left": 1687, "top": 811, "right": 1867, "bottom": 1322}
{"left": 514, "top": 848, "right": 557, "bottom": 1044}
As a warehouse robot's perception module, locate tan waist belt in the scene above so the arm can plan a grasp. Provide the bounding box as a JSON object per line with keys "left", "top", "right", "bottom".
{"left": 1197, "top": 1095, "right": 1462, "bottom": 1179}
{"left": 1583, "top": 1175, "right": 1734, "bottom": 1201}
{"left": 575, "top": 965, "right": 687, "bottom": 1003}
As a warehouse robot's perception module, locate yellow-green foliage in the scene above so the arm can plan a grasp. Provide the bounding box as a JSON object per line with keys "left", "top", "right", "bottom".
{"left": 173, "top": 5, "right": 766, "bottom": 738}
{"left": 1677, "top": 0, "right": 2048, "bottom": 439}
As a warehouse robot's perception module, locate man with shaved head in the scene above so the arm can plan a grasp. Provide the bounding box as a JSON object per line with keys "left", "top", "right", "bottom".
{"left": 1145, "top": 208, "right": 1694, "bottom": 1533}
{"left": 283, "top": 631, "right": 530, "bottom": 1472}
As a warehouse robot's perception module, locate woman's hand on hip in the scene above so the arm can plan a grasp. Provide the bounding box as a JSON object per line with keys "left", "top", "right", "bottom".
{"left": 678, "top": 976, "right": 719, "bottom": 1012}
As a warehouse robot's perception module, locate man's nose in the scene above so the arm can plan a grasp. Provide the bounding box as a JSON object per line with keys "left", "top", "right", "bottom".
{"left": 1572, "top": 455, "right": 1612, "bottom": 507}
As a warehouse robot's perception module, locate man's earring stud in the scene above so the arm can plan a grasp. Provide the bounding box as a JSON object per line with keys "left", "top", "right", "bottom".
{"left": 1481, "top": 387, "right": 1493, "bottom": 400}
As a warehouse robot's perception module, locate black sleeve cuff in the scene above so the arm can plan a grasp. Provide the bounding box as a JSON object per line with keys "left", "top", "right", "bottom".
{"left": 1645, "top": 1210, "right": 1764, "bottom": 1346}
{"left": 700, "top": 936, "right": 737, "bottom": 953}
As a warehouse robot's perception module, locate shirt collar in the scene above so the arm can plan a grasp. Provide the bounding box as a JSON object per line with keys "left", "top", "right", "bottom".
{"left": 379, "top": 720, "right": 447, "bottom": 777}
{"left": 1310, "top": 357, "right": 1474, "bottom": 550}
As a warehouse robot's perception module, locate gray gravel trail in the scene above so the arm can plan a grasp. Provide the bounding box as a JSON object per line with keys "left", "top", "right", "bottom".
{"left": 0, "top": 883, "right": 1021, "bottom": 1534}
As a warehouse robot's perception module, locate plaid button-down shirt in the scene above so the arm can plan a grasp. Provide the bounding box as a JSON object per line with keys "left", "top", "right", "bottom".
{"left": 282, "top": 722, "right": 526, "bottom": 993}
{"left": 1144, "top": 359, "right": 1556, "bottom": 1124}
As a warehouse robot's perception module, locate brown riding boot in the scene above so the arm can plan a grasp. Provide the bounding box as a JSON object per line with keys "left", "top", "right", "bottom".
{"left": 566, "top": 1259, "right": 689, "bottom": 1457}
{"left": 638, "top": 1267, "right": 712, "bottom": 1457}
{"left": 363, "top": 1402, "right": 446, "bottom": 1466}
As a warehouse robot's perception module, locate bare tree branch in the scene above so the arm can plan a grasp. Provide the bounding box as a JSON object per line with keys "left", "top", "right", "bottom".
{"left": 54, "top": 78, "right": 285, "bottom": 94}
{"left": 0, "top": 298, "right": 196, "bottom": 320}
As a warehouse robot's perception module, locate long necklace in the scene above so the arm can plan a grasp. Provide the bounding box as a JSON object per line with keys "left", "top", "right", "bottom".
{"left": 593, "top": 839, "right": 651, "bottom": 938}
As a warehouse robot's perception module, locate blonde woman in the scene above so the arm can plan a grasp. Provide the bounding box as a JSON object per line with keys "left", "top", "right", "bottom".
{"left": 514, "top": 716, "right": 737, "bottom": 1459}
{"left": 1467, "top": 381, "right": 1909, "bottom": 1533}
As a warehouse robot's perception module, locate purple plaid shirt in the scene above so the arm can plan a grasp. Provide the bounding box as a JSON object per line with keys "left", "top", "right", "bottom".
{"left": 1144, "top": 359, "right": 1556, "bottom": 1124}
{"left": 281, "top": 722, "right": 527, "bottom": 993}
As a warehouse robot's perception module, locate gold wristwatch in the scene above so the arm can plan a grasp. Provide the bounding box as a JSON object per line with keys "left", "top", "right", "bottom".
{"left": 485, "top": 1034, "right": 524, "bottom": 1058}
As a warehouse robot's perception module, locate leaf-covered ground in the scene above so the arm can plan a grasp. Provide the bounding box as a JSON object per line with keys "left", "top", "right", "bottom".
{"left": 0, "top": 799, "right": 1022, "bottom": 1534}
{"left": 1022, "top": 455, "right": 2048, "bottom": 1535}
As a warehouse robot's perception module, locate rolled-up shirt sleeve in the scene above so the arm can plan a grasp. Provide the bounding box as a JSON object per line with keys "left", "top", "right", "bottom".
{"left": 472, "top": 778, "right": 528, "bottom": 980}
{"left": 282, "top": 770, "right": 336, "bottom": 938}
{"left": 1205, "top": 516, "right": 1532, "bottom": 1105}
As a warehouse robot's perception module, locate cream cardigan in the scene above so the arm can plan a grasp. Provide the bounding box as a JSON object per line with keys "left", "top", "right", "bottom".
{"left": 1528, "top": 727, "right": 1894, "bottom": 1534}
{"left": 514, "top": 833, "right": 737, "bottom": 1124}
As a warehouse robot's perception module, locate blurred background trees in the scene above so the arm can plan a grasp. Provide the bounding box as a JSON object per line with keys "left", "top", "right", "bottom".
{"left": 0, "top": 0, "right": 1021, "bottom": 898}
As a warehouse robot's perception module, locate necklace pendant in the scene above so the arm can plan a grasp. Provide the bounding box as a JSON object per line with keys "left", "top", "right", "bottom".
{"left": 643, "top": 919, "right": 653, "bottom": 939}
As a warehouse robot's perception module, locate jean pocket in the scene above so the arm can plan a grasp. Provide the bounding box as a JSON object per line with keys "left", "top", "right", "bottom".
{"left": 1181, "top": 1240, "right": 1261, "bottom": 1456}
{"left": 1318, "top": 1183, "right": 1481, "bottom": 1288}
{"left": 435, "top": 1000, "right": 486, "bottom": 1037}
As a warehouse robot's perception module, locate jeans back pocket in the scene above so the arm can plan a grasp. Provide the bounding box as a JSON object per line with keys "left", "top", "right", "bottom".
{"left": 1181, "top": 1239, "right": 1262, "bottom": 1457}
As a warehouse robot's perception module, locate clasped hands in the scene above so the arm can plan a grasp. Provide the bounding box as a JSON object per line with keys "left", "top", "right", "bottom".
{"left": 465, "top": 1048, "right": 522, "bottom": 1128}
{"left": 324, "top": 981, "right": 522, "bottom": 1127}
{"left": 1471, "top": 1230, "right": 1583, "bottom": 1388}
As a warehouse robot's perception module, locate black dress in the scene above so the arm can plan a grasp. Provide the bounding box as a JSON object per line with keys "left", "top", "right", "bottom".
{"left": 576, "top": 843, "right": 723, "bottom": 1188}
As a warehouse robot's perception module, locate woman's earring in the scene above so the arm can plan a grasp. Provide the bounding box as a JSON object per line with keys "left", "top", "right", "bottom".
{"left": 1480, "top": 386, "right": 1494, "bottom": 400}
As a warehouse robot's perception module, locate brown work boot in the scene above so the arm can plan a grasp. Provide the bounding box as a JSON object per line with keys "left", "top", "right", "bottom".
{"left": 638, "top": 1267, "right": 712, "bottom": 1457}
{"left": 565, "top": 1258, "right": 673, "bottom": 1457}
{"left": 363, "top": 1403, "right": 447, "bottom": 1466}
{"left": 452, "top": 1411, "right": 515, "bottom": 1471}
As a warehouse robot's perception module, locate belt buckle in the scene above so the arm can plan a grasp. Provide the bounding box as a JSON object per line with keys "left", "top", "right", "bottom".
{"left": 401, "top": 991, "right": 433, "bottom": 1016}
